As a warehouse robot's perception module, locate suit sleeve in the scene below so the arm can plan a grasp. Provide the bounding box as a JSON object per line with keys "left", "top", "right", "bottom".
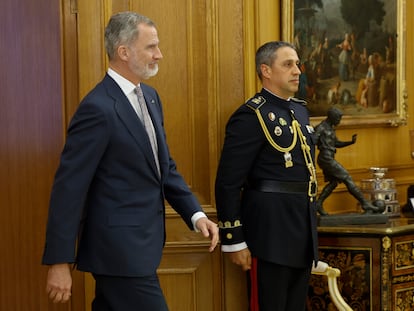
{"left": 163, "top": 157, "right": 202, "bottom": 229}
{"left": 42, "top": 100, "right": 109, "bottom": 264}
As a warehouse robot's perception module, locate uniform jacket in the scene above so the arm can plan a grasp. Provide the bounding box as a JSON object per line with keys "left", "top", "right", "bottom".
{"left": 215, "top": 88, "right": 318, "bottom": 268}
{"left": 42, "top": 74, "right": 202, "bottom": 276}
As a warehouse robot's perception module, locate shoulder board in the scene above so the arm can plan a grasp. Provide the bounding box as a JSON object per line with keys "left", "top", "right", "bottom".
{"left": 289, "top": 97, "right": 307, "bottom": 106}
{"left": 245, "top": 96, "right": 266, "bottom": 110}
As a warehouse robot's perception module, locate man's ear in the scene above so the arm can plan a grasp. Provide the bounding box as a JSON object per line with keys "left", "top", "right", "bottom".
{"left": 118, "top": 45, "right": 129, "bottom": 61}
{"left": 261, "top": 64, "right": 271, "bottom": 79}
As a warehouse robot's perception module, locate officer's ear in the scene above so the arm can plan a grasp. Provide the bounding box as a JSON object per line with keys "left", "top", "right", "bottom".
{"left": 261, "top": 64, "right": 272, "bottom": 79}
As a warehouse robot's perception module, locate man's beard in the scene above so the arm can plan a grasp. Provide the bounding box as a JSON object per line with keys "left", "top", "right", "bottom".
{"left": 141, "top": 64, "right": 159, "bottom": 79}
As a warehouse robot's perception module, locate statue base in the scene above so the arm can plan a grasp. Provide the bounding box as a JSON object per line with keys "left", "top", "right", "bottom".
{"left": 318, "top": 212, "right": 389, "bottom": 226}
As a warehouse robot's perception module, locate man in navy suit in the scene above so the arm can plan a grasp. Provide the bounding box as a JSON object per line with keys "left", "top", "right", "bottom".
{"left": 42, "top": 11, "right": 218, "bottom": 310}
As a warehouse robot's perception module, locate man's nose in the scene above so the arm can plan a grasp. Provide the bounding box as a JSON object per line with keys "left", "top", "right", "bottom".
{"left": 155, "top": 47, "right": 163, "bottom": 59}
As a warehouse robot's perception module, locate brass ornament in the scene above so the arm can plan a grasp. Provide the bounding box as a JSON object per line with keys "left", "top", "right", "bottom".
{"left": 284, "top": 152, "right": 293, "bottom": 168}
{"left": 274, "top": 126, "right": 282, "bottom": 136}
{"left": 279, "top": 117, "right": 287, "bottom": 126}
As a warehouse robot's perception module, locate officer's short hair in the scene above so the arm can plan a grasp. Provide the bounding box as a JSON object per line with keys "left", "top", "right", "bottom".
{"left": 255, "top": 41, "right": 297, "bottom": 81}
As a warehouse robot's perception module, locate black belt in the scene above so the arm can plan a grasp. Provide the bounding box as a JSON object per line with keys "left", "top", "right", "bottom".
{"left": 248, "top": 179, "right": 309, "bottom": 194}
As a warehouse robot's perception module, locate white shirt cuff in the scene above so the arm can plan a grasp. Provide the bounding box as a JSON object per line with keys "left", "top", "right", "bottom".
{"left": 221, "top": 242, "right": 248, "bottom": 252}
{"left": 191, "top": 211, "right": 207, "bottom": 232}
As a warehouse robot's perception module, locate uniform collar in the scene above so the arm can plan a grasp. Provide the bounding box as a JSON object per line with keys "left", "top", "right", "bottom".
{"left": 262, "top": 88, "right": 293, "bottom": 105}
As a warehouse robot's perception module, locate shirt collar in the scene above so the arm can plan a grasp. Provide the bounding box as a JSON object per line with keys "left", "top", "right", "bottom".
{"left": 107, "top": 68, "right": 139, "bottom": 96}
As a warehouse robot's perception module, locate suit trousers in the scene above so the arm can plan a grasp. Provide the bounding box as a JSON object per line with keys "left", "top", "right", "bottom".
{"left": 92, "top": 273, "right": 169, "bottom": 311}
{"left": 248, "top": 258, "right": 311, "bottom": 311}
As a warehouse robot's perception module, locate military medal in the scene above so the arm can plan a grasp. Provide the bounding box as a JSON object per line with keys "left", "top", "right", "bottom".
{"left": 279, "top": 117, "right": 287, "bottom": 126}
{"left": 284, "top": 152, "right": 293, "bottom": 168}
{"left": 274, "top": 126, "right": 282, "bottom": 136}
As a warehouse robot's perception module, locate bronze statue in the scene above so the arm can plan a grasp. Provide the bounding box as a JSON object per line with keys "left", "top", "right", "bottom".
{"left": 315, "top": 107, "right": 385, "bottom": 215}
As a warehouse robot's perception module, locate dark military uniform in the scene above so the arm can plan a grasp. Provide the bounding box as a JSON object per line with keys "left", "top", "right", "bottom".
{"left": 215, "top": 88, "right": 318, "bottom": 310}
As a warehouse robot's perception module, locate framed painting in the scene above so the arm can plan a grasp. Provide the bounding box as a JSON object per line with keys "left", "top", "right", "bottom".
{"left": 282, "top": 0, "right": 407, "bottom": 127}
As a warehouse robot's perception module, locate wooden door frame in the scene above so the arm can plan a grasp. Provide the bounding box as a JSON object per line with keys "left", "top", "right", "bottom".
{"left": 61, "top": 0, "right": 86, "bottom": 309}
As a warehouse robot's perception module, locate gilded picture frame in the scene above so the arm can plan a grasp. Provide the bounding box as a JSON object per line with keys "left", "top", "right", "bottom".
{"left": 282, "top": 0, "right": 407, "bottom": 127}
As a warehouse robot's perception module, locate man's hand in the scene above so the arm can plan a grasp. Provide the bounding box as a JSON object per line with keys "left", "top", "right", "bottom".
{"left": 228, "top": 248, "right": 252, "bottom": 271}
{"left": 195, "top": 217, "right": 219, "bottom": 252}
{"left": 46, "top": 263, "right": 72, "bottom": 303}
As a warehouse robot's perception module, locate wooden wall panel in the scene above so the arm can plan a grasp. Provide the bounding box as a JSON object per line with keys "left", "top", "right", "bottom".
{"left": 76, "top": 0, "right": 106, "bottom": 100}
{"left": 222, "top": 256, "right": 248, "bottom": 310}
{"left": 132, "top": 0, "right": 213, "bottom": 205}
{"left": 158, "top": 245, "right": 222, "bottom": 311}
{"left": 216, "top": 0, "right": 245, "bottom": 145}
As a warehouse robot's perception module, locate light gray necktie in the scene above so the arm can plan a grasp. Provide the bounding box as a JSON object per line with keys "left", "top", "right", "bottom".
{"left": 135, "top": 85, "right": 160, "bottom": 175}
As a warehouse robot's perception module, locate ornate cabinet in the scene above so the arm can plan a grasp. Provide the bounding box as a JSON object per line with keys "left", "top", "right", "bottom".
{"left": 307, "top": 216, "right": 414, "bottom": 311}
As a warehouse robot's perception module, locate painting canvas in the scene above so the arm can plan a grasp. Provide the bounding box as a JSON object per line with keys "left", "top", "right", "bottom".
{"left": 282, "top": 0, "right": 406, "bottom": 127}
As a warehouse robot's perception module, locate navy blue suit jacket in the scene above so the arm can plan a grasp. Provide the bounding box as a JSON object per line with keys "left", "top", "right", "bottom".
{"left": 42, "top": 74, "right": 202, "bottom": 276}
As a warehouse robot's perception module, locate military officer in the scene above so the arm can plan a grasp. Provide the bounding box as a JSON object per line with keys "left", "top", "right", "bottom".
{"left": 215, "top": 41, "right": 318, "bottom": 311}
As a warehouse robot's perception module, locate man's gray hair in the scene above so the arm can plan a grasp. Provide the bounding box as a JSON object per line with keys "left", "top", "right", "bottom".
{"left": 104, "top": 11, "right": 156, "bottom": 60}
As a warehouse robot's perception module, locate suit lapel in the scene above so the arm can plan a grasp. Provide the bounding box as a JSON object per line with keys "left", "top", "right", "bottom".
{"left": 140, "top": 87, "right": 169, "bottom": 178}
{"left": 103, "top": 76, "right": 161, "bottom": 178}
